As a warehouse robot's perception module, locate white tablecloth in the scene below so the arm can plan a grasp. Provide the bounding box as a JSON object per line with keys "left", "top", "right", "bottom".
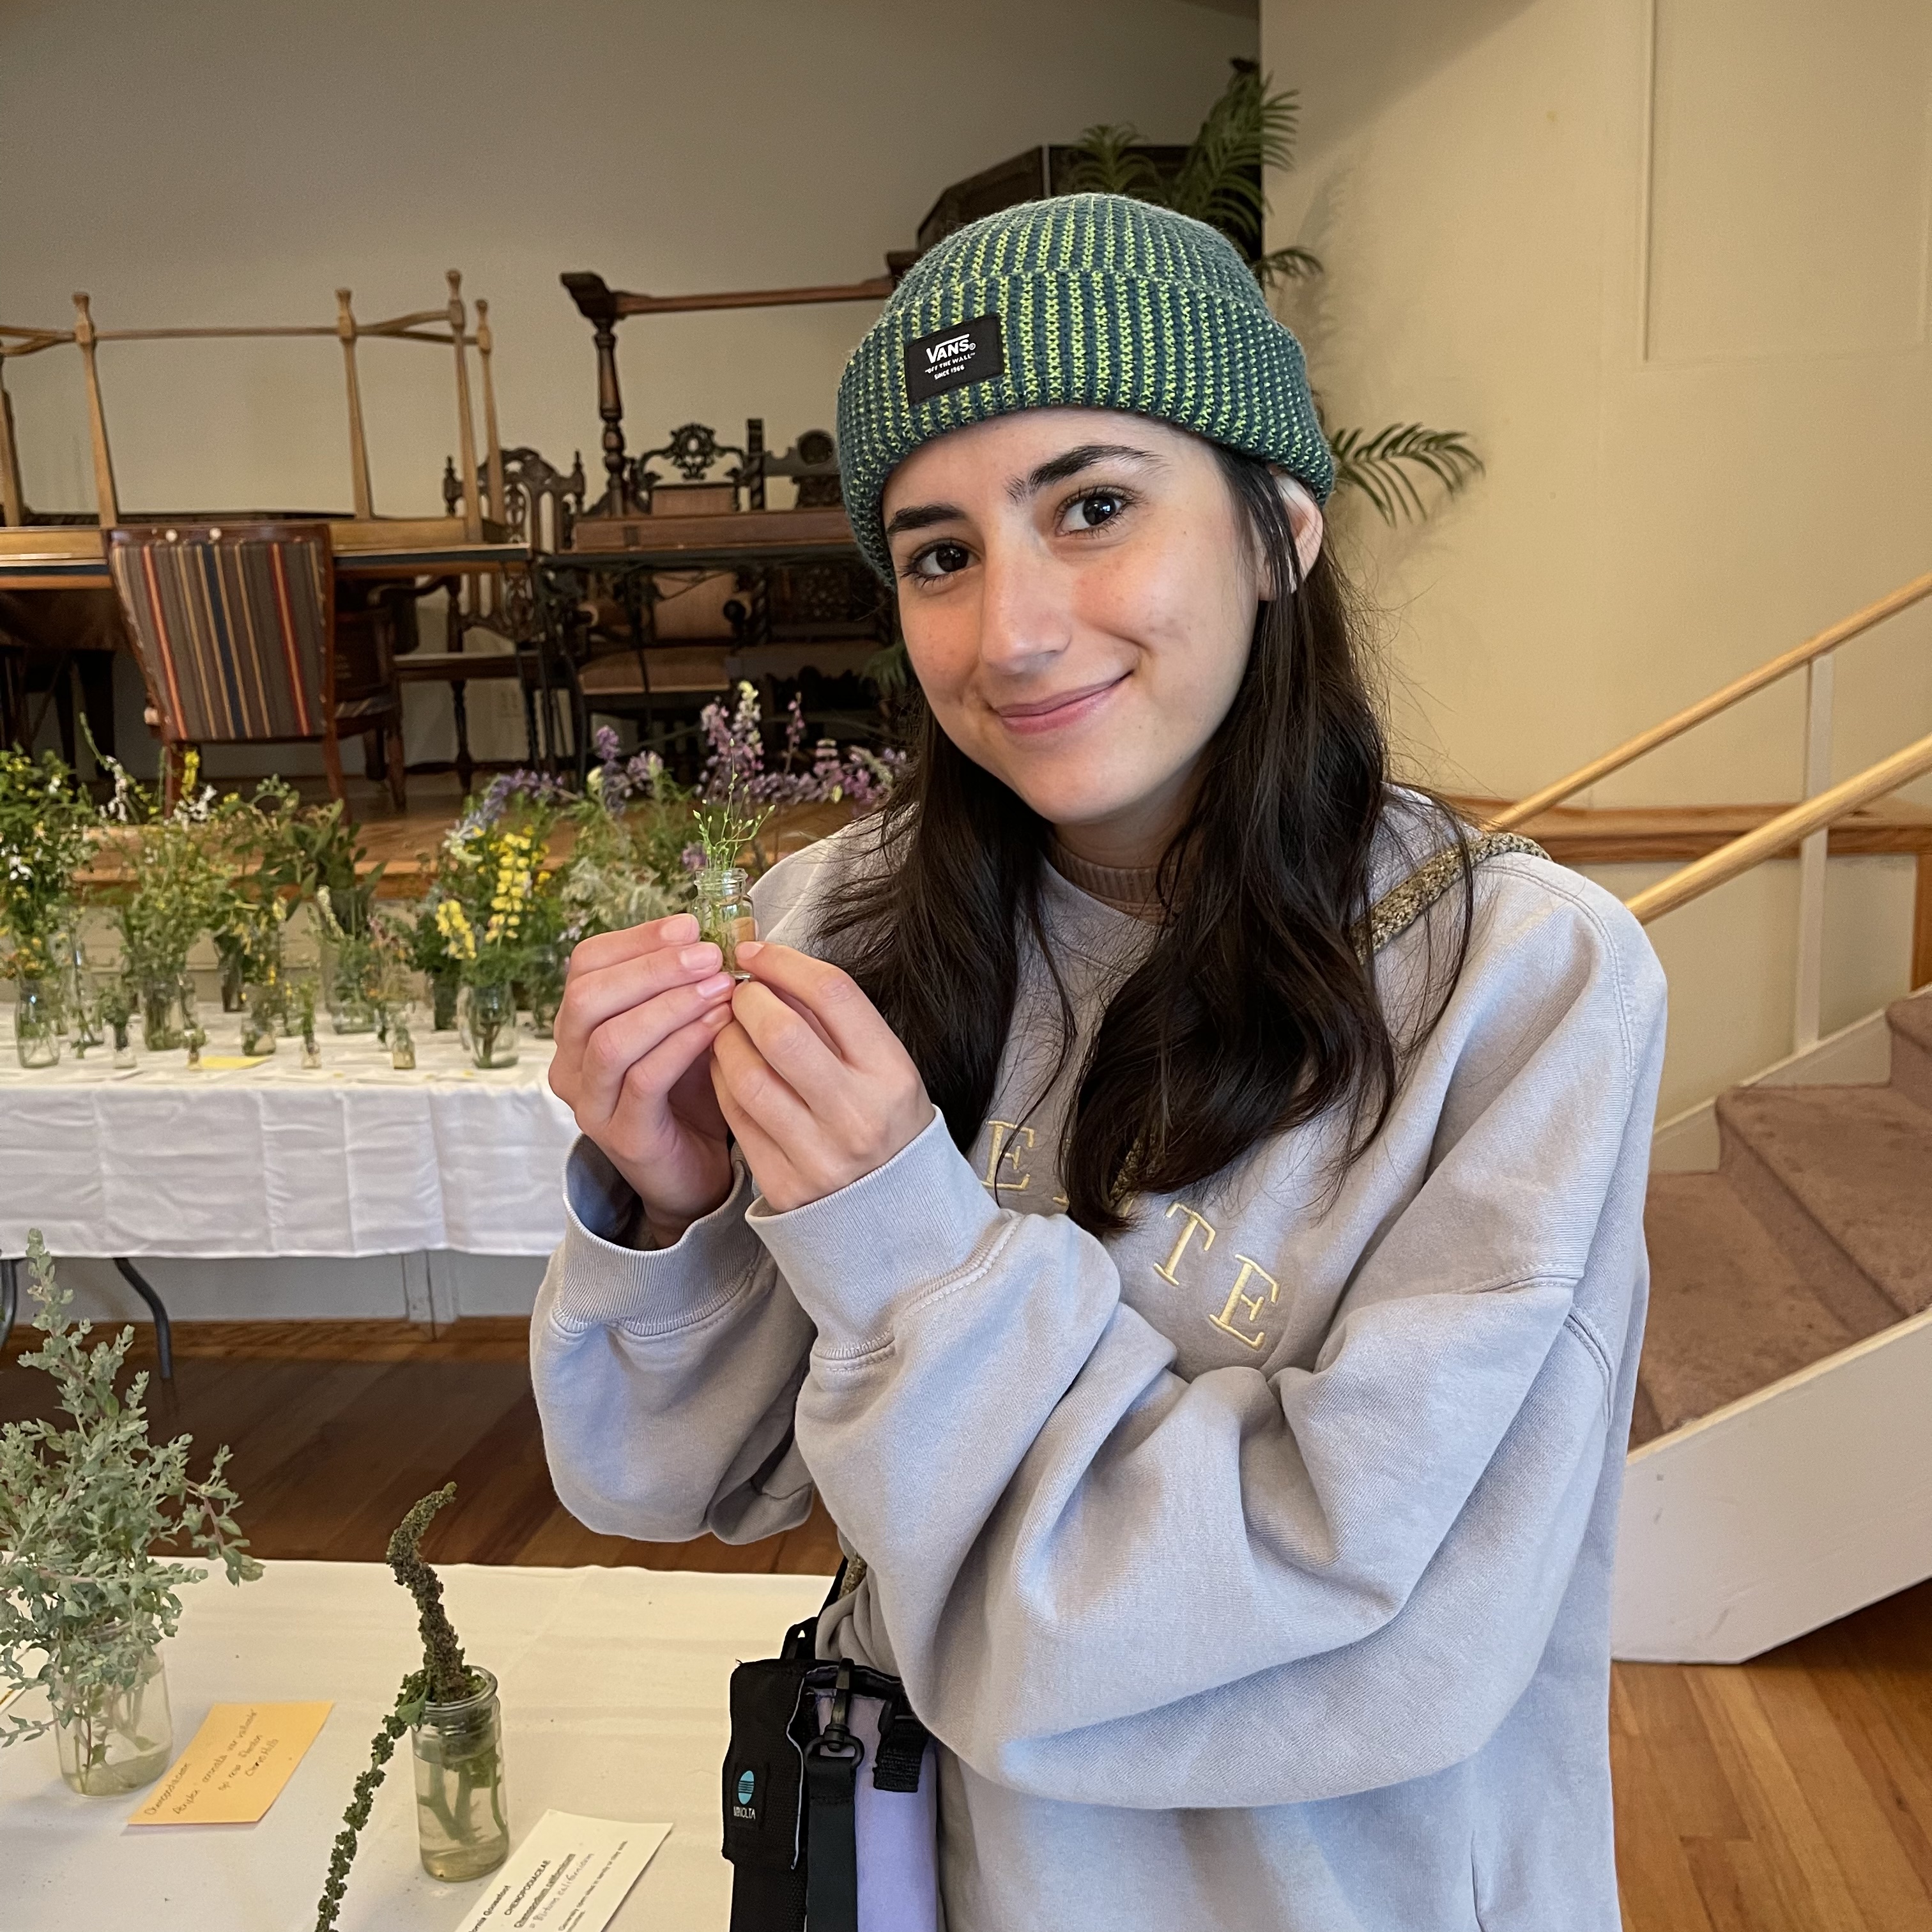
{"left": 0, "top": 1561, "right": 829, "bottom": 1931}
{"left": 0, "top": 1012, "right": 578, "bottom": 1259}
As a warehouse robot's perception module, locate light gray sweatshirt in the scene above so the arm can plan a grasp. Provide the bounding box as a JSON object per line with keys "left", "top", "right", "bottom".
{"left": 532, "top": 802, "right": 1667, "bottom": 1931}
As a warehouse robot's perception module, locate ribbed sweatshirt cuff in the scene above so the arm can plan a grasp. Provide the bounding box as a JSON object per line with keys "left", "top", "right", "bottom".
{"left": 747, "top": 1107, "right": 1004, "bottom": 1354}
{"left": 548, "top": 1137, "right": 763, "bottom": 1333}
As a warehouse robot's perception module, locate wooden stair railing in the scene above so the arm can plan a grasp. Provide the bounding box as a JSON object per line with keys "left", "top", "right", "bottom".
{"left": 1487, "top": 568, "right": 1932, "bottom": 1050}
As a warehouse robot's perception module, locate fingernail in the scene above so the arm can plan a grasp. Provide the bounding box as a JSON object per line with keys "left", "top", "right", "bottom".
{"left": 668, "top": 913, "right": 698, "bottom": 937}
{"left": 680, "top": 944, "right": 719, "bottom": 970}
{"left": 697, "top": 972, "right": 733, "bottom": 997}
{"left": 733, "top": 939, "right": 764, "bottom": 963}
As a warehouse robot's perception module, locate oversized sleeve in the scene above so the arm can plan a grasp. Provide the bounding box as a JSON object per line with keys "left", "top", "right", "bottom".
{"left": 530, "top": 1137, "right": 817, "bottom": 1545}
{"left": 746, "top": 867, "right": 1667, "bottom": 1807}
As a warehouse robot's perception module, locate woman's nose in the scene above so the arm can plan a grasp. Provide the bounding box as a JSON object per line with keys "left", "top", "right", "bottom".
{"left": 976, "top": 546, "right": 1072, "bottom": 675}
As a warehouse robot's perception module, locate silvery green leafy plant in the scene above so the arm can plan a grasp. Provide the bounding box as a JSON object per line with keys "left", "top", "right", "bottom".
{"left": 0, "top": 1232, "right": 260, "bottom": 1768}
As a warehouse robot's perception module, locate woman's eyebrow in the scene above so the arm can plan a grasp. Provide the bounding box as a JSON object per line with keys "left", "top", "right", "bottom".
{"left": 883, "top": 500, "right": 965, "bottom": 540}
{"left": 1008, "top": 442, "right": 1165, "bottom": 503}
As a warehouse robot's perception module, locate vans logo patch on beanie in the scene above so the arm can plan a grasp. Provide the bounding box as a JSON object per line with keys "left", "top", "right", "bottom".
{"left": 904, "top": 313, "right": 1004, "bottom": 406}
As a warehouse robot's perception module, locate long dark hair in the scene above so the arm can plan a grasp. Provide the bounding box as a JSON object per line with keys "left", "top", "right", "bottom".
{"left": 820, "top": 441, "right": 1474, "bottom": 1236}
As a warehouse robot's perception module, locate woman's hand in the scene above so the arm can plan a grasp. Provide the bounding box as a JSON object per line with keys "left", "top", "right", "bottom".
{"left": 548, "top": 914, "right": 738, "bottom": 1246}
{"left": 710, "top": 940, "right": 932, "bottom": 1214}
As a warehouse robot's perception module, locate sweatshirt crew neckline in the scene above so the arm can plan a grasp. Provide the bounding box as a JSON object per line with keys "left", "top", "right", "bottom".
{"left": 1046, "top": 839, "right": 1163, "bottom": 921}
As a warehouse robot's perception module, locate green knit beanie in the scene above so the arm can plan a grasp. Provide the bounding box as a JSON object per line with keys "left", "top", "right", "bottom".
{"left": 836, "top": 192, "right": 1333, "bottom": 581}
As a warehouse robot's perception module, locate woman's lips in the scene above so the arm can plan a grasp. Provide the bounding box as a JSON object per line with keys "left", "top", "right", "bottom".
{"left": 992, "top": 674, "right": 1127, "bottom": 737}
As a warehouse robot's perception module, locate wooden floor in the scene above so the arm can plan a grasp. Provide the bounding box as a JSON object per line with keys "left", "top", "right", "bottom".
{"left": 4, "top": 1321, "right": 1929, "bottom": 1929}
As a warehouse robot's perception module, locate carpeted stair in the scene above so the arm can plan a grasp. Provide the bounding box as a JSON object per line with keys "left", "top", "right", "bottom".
{"left": 1635, "top": 992, "right": 1932, "bottom": 1446}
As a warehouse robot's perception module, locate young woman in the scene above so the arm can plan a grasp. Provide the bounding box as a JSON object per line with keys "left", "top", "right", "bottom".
{"left": 535, "top": 195, "right": 1666, "bottom": 1931}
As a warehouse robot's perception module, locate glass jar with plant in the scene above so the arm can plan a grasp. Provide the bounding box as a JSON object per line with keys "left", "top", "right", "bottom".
{"left": 0, "top": 1232, "right": 260, "bottom": 1795}
{"left": 436, "top": 799, "right": 561, "bottom": 1070}
{"left": 0, "top": 748, "right": 95, "bottom": 1071}
{"left": 96, "top": 976, "right": 137, "bottom": 1070}
{"left": 312, "top": 1485, "right": 508, "bottom": 1928}
{"left": 95, "top": 749, "right": 228, "bottom": 1052}
{"left": 294, "top": 977, "right": 322, "bottom": 1069}
{"left": 690, "top": 788, "right": 772, "bottom": 979}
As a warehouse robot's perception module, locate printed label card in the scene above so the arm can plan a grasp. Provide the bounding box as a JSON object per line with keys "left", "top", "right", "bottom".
{"left": 452, "top": 1811, "right": 673, "bottom": 1932}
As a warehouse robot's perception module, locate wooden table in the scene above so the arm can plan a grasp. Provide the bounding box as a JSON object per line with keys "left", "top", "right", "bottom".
{"left": 0, "top": 517, "right": 528, "bottom": 590}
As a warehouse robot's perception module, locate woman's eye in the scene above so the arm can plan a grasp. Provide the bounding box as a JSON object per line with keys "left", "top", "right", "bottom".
{"left": 907, "top": 540, "right": 973, "bottom": 581}
{"left": 1061, "top": 489, "right": 1130, "bottom": 533}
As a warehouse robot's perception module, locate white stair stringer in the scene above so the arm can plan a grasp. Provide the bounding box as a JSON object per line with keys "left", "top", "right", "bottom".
{"left": 1611, "top": 1301, "right": 1932, "bottom": 1662}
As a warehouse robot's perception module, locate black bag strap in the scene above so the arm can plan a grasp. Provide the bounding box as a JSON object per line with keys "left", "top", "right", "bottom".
{"left": 801, "top": 1661, "right": 864, "bottom": 1932}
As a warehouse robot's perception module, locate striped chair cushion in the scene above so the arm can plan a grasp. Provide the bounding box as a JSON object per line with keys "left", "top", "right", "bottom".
{"left": 109, "top": 526, "right": 332, "bottom": 742}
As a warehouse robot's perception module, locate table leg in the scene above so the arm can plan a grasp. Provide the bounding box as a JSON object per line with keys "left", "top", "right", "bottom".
{"left": 0, "top": 1256, "right": 17, "bottom": 1360}
{"left": 112, "top": 1258, "right": 174, "bottom": 1382}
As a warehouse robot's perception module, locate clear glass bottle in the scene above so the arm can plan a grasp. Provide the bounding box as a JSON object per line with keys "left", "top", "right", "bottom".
{"left": 411, "top": 1669, "right": 510, "bottom": 1882}
{"left": 239, "top": 978, "right": 279, "bottom": 1056}
{"left": 139, "top": 973, "right": 188, "bottom": 1052}
{"left": 50, "top": 1639, "right": 173, "bottom": 1797}
{"left": 215, "top": 932, "right": 249, "bottom": 1013}
{"left": 694, "top": 865, "right": 758, "bottom": 978}
{"left": 62, "top": 931, "right": 102, "bottom": 1056}
{"left": 388, "top": 1002, "right": 417, "bottom": 1070}
{"left": 429, "top": 969, "right": 461, "bottom": 1032}
{"left": 461, "top": 981, "right": 519, "bottom": 1070}
{"left": 13, "top": 972, "right": 61, "bottom": 1070}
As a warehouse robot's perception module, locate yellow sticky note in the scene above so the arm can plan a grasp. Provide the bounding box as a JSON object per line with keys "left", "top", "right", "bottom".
{"left": 127, "top": 1701, "right": 332, "bottom": 1825}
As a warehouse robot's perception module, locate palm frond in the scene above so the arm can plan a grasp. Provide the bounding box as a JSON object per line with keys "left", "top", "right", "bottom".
{"left": 1327, "top": 424, "right": 1484, "bottom": 525}
{"left": 1066, "top": 124, "right": 1167, "bottom": 202}
{"left": 1169, "top": 64, "right": 1301, "bottom": 257}
{"left": 1253, "top": 245, "right": 1322, "bottom": 288}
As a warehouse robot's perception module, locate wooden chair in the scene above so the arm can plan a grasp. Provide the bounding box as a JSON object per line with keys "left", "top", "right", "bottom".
{"left": 106, "top": 521, "right": 405, "bottom": 810}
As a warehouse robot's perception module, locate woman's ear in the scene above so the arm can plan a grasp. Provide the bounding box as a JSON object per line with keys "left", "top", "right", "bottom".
{"left": 1281, "top": 475, "right": 1324, "bottom": 590}
{"left": 1255, "top": 472, "right": 1326, "bottom": 600}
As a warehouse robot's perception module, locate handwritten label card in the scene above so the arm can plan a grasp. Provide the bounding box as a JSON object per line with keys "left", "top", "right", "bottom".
{"left": 127, "top": 1701, "right": 332, "bottom": 1825}
{"left": 452, "top": 1811, "right": 672, "bottom": 1932}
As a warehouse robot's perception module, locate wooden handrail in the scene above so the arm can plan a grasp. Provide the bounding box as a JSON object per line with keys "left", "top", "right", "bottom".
{"left": 1492, "top": 569, "right": 1932, "bottom": 829}
{"left": 1624, "top": 730, "right": 1932, "bottom": 925}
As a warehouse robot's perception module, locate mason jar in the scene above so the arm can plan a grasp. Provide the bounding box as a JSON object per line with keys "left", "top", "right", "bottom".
{"left": 411, "top": 1669, "right": 510, "bottom": 1881}
{"left": 460, "top": 981, "right": 519, "bottom": 1070}
{"left": 50, "top": 1636, "right": 173, "bottom": 1797}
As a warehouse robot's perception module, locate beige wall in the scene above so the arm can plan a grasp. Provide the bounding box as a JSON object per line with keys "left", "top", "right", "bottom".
{"left": 0, "top": 0, "right": 1255, "bottom": 766}
{"left": 1262, "top": 0, "right": 1932, "bottom": 1114}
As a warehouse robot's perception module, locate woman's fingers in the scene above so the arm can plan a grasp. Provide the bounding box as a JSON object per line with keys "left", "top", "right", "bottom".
{"left": 558, "top": 970, "right": 734, "bottom": 1122}
{"left": 610, "top": 1002, "right": 734, "bottom": 1135}
{"left": 728, "top": 979, "right": 848, "bottom": 1111}
{"left": 566, "top": 912, "right": 698, "bottom": 979}
{"left": 553, "top": 939, "right": 723, "bottom": 1063}
{"left": 711, "top": 1012, "right": 820, "bottom": 1149}
{"left": 732, "top": 941, "right": 882, "bottom": 1063}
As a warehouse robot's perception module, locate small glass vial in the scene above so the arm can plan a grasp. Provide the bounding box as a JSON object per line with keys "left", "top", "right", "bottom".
{"left": 411, "top": 1669, "right": 509, "bottom": 1882}
{"left": 695, "top": 866, "right": 758, "bottom": 979}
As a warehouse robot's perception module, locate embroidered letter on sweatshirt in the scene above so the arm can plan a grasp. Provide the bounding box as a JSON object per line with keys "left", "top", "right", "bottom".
{"left": 1155, "top": 1203, "right": 1216, "bottom": 1285}
{"left": 981, "top": 1121, "right": 1035, "bottom": 1193}
{"left": 1211, "top": 1255, "right": 1281, "bottom": 1351}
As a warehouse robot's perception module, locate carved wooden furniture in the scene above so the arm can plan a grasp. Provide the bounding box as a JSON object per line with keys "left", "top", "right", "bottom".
{"left": 381, "top": 446, "right": 592, "bottom": 789}
{"left": 106, "top": 521, "right": 406, "bottom": 810}
{"left": 559, "top": 268, "right": 898, "bottom": 519}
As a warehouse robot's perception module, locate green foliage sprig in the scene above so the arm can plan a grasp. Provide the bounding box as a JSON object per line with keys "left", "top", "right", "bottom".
{"left": 1070, "top": 58, "right": 1483, "bottom": 525}
{"left": 0, "top": 1232, "right": 260, "bottom": 1760}
{"left": 0, "top": 748, "right": 96, "bottom": 981}
{"left": 314, "top": 1484, "right": 482, "bottom": 1932}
